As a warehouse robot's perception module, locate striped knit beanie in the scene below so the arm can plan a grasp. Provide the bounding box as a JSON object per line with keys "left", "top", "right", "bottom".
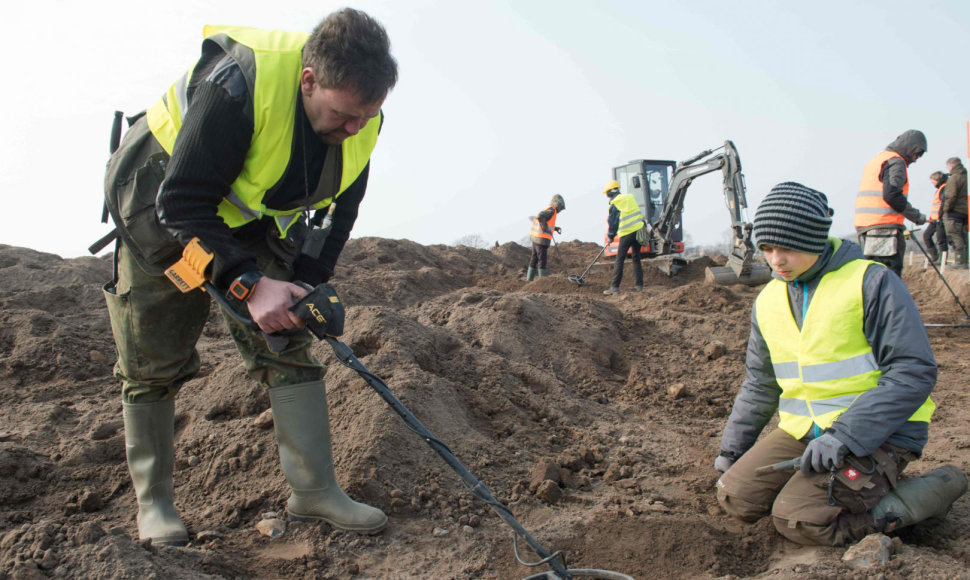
{"left": 753, "top": 182, "right": 833, "bottom": 255}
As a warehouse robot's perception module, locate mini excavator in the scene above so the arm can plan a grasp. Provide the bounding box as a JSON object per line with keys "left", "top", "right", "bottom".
{"left": 606, "top": 140, "right": 772, "bottom": 286}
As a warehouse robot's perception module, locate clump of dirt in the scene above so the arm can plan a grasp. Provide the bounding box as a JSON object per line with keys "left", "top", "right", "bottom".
{"left": 2, "top": 241, "right": 969, "bottom": 579}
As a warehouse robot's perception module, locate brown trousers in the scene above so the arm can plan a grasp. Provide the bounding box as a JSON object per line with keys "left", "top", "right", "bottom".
{"left": 716, "top": 429, "right": 914, "bottom": 545}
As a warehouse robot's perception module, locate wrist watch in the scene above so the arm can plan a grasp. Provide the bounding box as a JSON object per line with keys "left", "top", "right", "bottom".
{"left": 227, "top": 271, "right": 264, "bottom": 302}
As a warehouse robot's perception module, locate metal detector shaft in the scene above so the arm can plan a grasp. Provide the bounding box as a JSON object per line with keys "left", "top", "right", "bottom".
{"left": 579, "top": 246, "right": 607, "bottom": 279}
{"left": 908, "top": 229, "right": 970, "bottom": 319}
{"left": 550, "top": 234, "right": 567, "bottom": 273}
{"left": 569, "top": 245, "right": 608, "bottom": 285}
{"left": 324, "top": 336, "right": 574, "bottom": 580}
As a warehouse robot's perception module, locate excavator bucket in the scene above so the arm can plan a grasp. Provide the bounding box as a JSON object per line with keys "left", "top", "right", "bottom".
{"left": 653, "top": 257, "right": 687, "bottom": 277}
{"left": 705, "top": 263, "right": 772, "bottom": 286}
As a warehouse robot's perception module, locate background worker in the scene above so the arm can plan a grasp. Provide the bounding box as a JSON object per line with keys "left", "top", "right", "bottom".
{"left": 854, "top": 130, "right": 928, "bottom": 276}
{"left": 942, "top": 157, "right": 968, "bottom": 269}
{"left": 100, "top": 9, "right": 398, "bottom": 545}
{"left": 714, "top": 182, "right": 966, "bottom": 546}
{"left": 526, "top": 194, "right": 565, "bottom": 281}
{"left": 602, "top": 180, "right": 645, "bottom": 295}
{"left": 922, "top": 171, "right": 948, "bottom": 264}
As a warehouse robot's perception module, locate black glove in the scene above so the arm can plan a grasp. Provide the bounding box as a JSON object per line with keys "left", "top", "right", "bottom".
{"left": 799, "top": 433, "right": 848, "bottom": 474}
{"left": 554, "top": 227, "right": 562, "bottom": 234}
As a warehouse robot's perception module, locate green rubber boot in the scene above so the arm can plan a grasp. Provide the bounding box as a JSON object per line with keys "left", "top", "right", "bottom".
{"left": 537, "top": 268, "right": 548, "bottom": 277}
{"left": 123, "top": 399, "right": 189, "bottom": 546}
{"left": 871, "top": 465, "right": 968, "bottom": 532}
{"left": 526, "top": 267, "right": 536, "bottom": 281}
{"left": 270, "top": 382, "right": 387, "bottom": 533}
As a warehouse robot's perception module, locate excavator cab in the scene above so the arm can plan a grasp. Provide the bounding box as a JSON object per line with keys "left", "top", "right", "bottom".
{"left": 605, "top": 159, "right": 682, "bottom": 257}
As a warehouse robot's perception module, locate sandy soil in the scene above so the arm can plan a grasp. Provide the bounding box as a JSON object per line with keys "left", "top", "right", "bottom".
{"left": 1, "top": 239, "right": 969, "bottom": 580}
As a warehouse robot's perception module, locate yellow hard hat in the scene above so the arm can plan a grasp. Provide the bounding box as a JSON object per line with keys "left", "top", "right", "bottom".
{"left": 603, "top": 180, "right": 620, "bottom": 195}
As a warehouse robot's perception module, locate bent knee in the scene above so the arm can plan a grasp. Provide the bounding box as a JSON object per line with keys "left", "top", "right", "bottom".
{"left": 716, "top": 482, "right": 770, "bottom": 522}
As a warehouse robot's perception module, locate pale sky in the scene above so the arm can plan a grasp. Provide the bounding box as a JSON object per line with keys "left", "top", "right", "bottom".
{"left": 4, "top": 0, "right": 969, "bottom": 258}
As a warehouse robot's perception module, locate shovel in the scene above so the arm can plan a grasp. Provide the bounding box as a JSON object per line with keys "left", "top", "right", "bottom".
{"left": 568, "top": 245, "right": 608, "bottom": 286}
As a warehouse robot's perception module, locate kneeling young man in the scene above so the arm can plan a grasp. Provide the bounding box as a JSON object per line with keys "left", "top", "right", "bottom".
{"left": 715, "top": 182, "right": 966, "bottom": 546}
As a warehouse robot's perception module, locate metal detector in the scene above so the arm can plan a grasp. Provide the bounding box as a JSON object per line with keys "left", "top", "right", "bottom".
{"left": 161, "top": 241, "right": 634, "bottom": 579}
{"left": 908, "top": 229, "right": 970, "bottom": 321}
{"left": 568, "top": 245, "right": 608, "bottom": 286}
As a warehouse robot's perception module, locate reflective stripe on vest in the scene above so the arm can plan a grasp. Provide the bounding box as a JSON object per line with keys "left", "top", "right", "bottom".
{"left": 929, "top": 185, "right": 944, "bottom": 221}
{"left": 854, "top": 150, "right": 908, "bottom": 228}
{"left": 755, "top": 257, "right": 934, "bottom": 439}
{"left": 530, "top": 206, "right": 558, "bottom": 240}
{"left": 145, "top": 25, "right": 380, "bottom": 238}
{"left": 610, "top": 193, "right": 645, "bottom": 237}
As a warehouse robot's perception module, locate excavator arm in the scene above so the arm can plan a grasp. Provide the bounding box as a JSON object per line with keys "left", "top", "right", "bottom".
{"left": 649, "top": 140, "right": 770, "bottom": 285}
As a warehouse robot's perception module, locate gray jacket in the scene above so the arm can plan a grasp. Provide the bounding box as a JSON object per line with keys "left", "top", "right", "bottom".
{"left": 719, "top": 238, "right": 936, "bottom": 459}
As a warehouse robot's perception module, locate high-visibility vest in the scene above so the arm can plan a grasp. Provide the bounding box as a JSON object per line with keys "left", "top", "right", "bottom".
{"left": 929, "top": 184, "right": 944, "bottom": 221}
{"left": 146, "top": 25, "right": 380, "bottom": 239}
{"left": 756, "top": 253, "right": 934, "bottom": 440}
{"left": 854, "top": 151, "right": 908, "bottom": 228}
{"left": 610, "top": 193, "right": 645, "bottom": 237}
{"left": 530, "top": 206, "right": 558, "bottom": 241}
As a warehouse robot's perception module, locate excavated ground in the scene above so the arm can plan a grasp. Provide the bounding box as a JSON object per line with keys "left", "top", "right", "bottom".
{"left": 2, "top": 239, "right": 970, "bottom": 579}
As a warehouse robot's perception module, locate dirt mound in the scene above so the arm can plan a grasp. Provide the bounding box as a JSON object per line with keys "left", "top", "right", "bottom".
{"left": 2, "top": 241, "right": 970, "bottom": 579}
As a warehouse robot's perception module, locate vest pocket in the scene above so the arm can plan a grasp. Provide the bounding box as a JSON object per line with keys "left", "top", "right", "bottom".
{"left": 113, "top": 152, "right": 181, "bottom": 272}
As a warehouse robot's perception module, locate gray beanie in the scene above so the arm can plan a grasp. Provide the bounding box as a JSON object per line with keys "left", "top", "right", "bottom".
{"left": 753, "top": 182, "right": 833, "bottom": 255}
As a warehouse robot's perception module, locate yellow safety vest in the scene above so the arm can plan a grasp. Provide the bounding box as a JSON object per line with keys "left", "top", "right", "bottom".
{"left": 756, "top": 252, "right": 934, "bottom": 439}
{"left": 145, "top": 25, "right": 380, "bottom": 238}
{"left": 610, "top": 193, "right": 645, "bottom": 237}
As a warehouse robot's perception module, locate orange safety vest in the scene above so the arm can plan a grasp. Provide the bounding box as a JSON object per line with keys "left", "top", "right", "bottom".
{"left": 854, "top": 151, "right": 908, "bottom": 228}
{"left": 530, "top": 206, "right": 558, "bottom": 242}
{"left": 929, "top": 184, "right": 944, "bottom": 221}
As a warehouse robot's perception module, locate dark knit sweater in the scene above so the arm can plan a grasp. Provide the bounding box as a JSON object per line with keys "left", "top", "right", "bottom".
{"left": 155, "top": 60, "right": 369, "bottom": 289}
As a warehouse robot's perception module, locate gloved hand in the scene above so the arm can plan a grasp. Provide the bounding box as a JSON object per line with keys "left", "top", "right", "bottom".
{"left": 902, "top": 206, "right": 927, "bottom": 226}
{"left": 714, "top": 454, "right": 735, "bottom": 473}
{"left": 799, "top": 433, "right": 848, "bottom": 475}
{"left": 554, "top": 227, "right": 562, "bottom": 234}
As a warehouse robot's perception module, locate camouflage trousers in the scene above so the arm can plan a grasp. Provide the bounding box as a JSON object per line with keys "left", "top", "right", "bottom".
{"left": 104, "top": 242, "right": 325, "bottom": 404}
{"left": 716, "top": 428, "right": 914, "bottom": 546}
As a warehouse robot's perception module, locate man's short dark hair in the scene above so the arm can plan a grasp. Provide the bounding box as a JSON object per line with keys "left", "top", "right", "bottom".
{"left": 930, "top": 170, "right": 945, "bottom": 182}
{"left": 303, "top": 8, "right": 398, "bottom": 104}
{"left": 947, "top": 157, "right": 963, "bottom": 167}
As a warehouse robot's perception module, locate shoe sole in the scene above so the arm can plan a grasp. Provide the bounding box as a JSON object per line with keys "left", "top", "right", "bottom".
{"left": 288, "top": 511, "right": 388, "bottom": 535}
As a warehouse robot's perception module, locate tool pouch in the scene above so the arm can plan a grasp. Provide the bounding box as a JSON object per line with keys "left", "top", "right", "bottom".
{"left": 862, "top": 229, "right": 899, "bottom": 257}
{"left": 103, "top": 114, "right": 182, "bottom": 274}
{"left": 301, "top": 223, "right": 332, "bottom": 259}
{"left": 817, "top": 446, "right": 910, "bottom": 514}
{"left": 635, "top": 225, "right": 649, "bottom": 246}
{"left": 289, "top": 283, "right": 345, "bottom": 338}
